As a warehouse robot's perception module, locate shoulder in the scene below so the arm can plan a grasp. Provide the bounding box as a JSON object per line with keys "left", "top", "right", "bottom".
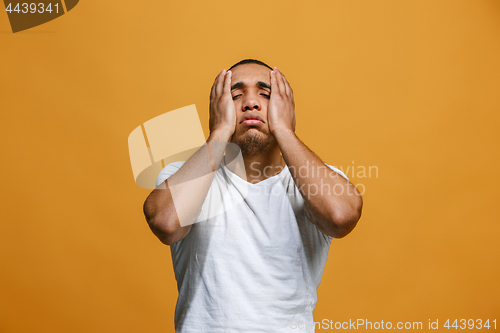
{"left": 324, "top": 163, "right": 349, "bottom": 182}
{"left": 155, "top": 161, "right": 186, "bottom": 187}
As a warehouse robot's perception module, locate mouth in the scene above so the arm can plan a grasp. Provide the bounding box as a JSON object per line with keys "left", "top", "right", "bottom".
{"left": 241, "top": 119, "right": 264, "bottom": 125}
{"left": 240, "top": 114, "right": 265, "bottom": 125}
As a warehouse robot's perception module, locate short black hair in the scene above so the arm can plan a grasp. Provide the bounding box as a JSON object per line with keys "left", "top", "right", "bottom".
{"left": 228, "top": 59, "right": 273, "bottom": 71}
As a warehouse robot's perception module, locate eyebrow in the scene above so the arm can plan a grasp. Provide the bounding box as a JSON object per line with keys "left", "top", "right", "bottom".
{"left": 231, "top": 81, "right": 271, "bottom": 91}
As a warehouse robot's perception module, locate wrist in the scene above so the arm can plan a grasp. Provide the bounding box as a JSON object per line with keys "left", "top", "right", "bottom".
{"left": 271, "top": 127, "right": 295, "bottom": 141}
{"left": 208, "top": 127, "right": 233, "bottom": 143}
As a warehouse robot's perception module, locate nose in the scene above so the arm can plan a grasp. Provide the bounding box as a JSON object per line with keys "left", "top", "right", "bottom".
{"left": 241, "top": 93, "right": 261, "bottom": 111}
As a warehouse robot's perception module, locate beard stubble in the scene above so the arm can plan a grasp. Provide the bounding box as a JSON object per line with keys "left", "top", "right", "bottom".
{"left": 233, "top": 128, "right": 276, "bottom": 156}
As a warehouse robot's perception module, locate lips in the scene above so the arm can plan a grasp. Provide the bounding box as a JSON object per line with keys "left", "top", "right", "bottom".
{"left": 240, "top": 114, "right": 264, "bottom": 125}
{"left": 242, "top": 119, "right": 263, "bottom": 125}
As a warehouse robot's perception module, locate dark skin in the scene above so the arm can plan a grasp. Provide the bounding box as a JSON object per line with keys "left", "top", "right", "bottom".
{"left": 143, "top": 64, "right": 363, "bottom": 245}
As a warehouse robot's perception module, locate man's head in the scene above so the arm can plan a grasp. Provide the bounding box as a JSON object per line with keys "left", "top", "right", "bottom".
{"left": 228, "top": 59, "right": 273, "bottom": 71}
{"left": 227, "top": 59, "right": 276, "bottom": 156}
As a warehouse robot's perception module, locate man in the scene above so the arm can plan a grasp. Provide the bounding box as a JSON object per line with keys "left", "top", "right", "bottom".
{"left": 143, "top": 59, "right": 363, "bottom": 332}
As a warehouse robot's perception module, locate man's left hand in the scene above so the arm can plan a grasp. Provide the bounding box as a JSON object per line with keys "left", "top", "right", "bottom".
{"left": 268, "top": 67, "right": 296, "bottom": 135}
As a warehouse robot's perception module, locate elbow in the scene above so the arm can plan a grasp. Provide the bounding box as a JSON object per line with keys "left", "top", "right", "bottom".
{"left": 329, "top": 197, "right": 363, "bottom": 239}
{"left": 328, "top": 214, "right": 357, "bottom": 239}
{"left": 150, "top": 221, "right": 177, "bottom": 245}
{"left": 147, "top": 214, "right": 181, "bottom": 246}
{"left": 143, "top": 199, "right": 179, "bottom": 246}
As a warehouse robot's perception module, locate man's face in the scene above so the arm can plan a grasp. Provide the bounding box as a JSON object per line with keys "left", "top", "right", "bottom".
{"left": 229, "top": 63, "right": 275, "bottom": 155}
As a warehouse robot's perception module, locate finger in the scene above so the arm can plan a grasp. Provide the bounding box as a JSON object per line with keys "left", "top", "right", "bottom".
{"left": 215, "top": 69, "right": 227, "bottom": 98}
{"left": 277, "top": 67, "right": 291, "bottom": 97}
{"left": 223, "top": 70, "right": 232, "bottom": 96}
{"left": 274, "top": 67, "right": 286, "bottom": 95}
{"left": 281, "top": 70, "right": 293, "bottom": 98}
{"left": 270, "top": 70, "right": 280, "bottom": 97}
{"left": 210, "top": 69, "right": 224, "bottom": 100}
{"left": 210, "top": 84, "right": 215, "bottom": 101}
{"left": 211, "top": 70, "right": 223, "bottom": 100}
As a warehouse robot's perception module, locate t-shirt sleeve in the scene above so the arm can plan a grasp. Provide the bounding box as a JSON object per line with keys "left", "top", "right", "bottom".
{"left": 155, "top": 161, "right": 187, "bottom": 188}
{"left": 325, "top": 163, "right": 350, "bottom": 182}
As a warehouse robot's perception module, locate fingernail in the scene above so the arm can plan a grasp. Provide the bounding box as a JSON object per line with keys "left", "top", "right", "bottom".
{"left": 271, "top": 71, "right": 275, "bottom": 74}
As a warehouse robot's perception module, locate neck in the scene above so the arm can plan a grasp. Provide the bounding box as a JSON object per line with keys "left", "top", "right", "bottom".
{"left": 241, "top": 143, "right": 285, "bottom": 184}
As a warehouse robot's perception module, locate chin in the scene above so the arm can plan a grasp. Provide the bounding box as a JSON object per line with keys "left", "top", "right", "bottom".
{"left": 232, "top": 129, "right": 276, "bottom": 156}
{"left": 236, "top": 127, "right": 266, "bottom": 140}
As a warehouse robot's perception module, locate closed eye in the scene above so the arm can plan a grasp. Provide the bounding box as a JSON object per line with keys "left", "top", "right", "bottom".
{"left": 232, "top": 94, "right": 270, "bottom": 100}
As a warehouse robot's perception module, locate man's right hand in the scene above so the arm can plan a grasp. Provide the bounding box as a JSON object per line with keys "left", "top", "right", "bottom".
{"left": 144, "top": 70, "right": 239, "bottom": 246}
{"left": 209, "top": 69, "right": 236, "bottom": 137}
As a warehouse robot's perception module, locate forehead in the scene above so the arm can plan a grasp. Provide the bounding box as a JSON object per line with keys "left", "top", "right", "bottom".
{"left": 230, "top": 63, "right": 271, "bottom": 85}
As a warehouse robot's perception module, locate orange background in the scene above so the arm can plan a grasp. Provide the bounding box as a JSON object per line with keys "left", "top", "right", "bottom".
{"left": 1, "top": 0, "right": 499, "bottom": 332}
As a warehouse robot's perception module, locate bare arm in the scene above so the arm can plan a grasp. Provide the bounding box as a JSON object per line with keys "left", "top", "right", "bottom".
{"left": 143, "top": 69, "right": 236, "bottom": 245}
{"left": 268, "top": 68, "right": 363, "bottom": 238}
{"left": 275, "top": 130, "right": 363, "bottom": 238}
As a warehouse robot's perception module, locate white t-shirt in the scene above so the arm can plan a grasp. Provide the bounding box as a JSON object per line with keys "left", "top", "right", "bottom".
{"left": 155, "top": 157, "right": 349, "bottom": 333}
